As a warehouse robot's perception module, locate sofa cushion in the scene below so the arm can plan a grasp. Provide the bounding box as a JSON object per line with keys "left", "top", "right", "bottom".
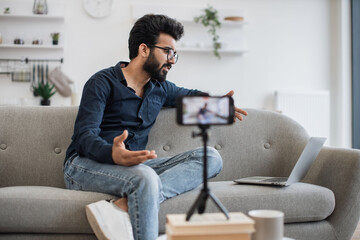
{"left": 0, "top": 182, "right": 335, "bottom": 234}
{"left": 0, "top": 106, "right": 78, "bottom": 189}
{"left": 0, "top": 186, "right": 113, "bottom": 234}
{"left": 159, "top": 181, "right": 335, "bottom": 232}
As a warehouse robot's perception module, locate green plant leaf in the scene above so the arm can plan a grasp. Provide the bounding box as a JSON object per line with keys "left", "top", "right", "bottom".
{"left": 194, "top": 5, "right": 222, "bottom": 59}
{"left": 33, "top": 82, "right": 56, "bottom": 100}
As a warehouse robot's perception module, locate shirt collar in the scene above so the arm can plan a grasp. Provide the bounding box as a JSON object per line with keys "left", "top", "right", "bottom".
{"left": 115, "top": 61, "right": 128, "bottom": 85}
{"left": 115, "top": 61, "right": 161, "bottom": 88}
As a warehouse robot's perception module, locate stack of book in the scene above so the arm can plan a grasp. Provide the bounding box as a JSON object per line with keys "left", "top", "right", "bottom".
{"left": 166, "top": 212, "right": 255, "bottom": 240}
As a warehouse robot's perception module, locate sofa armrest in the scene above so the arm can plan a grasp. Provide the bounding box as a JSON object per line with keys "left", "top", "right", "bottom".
{"left": 303, "top": 146, "right": 360, "bottom": 240}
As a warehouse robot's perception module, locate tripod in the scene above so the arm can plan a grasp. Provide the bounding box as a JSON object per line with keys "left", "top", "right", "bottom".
{"left": 186, "top": 125, "right": 230, "bottom": 221}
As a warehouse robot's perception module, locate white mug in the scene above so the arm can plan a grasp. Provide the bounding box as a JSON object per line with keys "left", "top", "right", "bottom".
{"left": 248, "top": 209, "right": 284, "bottom": 240}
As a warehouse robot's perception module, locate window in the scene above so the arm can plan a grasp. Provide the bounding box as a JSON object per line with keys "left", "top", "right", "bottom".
{"left": 352, "top": 0, "right": 360, "bottom": 148}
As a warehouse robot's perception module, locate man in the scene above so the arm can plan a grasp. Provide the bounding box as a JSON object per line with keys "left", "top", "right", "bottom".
{"left": 63, "top": 14, "right": 247, "bottom": 240}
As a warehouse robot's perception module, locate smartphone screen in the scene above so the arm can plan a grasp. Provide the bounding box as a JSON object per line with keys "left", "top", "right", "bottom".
{"left": 176, "top": 96, "right": 234, "bottom": 125}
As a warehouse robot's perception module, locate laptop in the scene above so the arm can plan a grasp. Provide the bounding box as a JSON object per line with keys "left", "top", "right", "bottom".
{"left": 233, "top": 137, "right": 326, "bottom": 187}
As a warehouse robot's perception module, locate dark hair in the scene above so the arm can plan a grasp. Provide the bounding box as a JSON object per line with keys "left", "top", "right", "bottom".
{"left": 128, "top": 14, "right": 184, "bottom": 60}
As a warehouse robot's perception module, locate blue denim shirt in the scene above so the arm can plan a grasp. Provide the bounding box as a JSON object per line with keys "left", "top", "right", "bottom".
{"left": 65, "top": 61, "right": 205, "bottom": 165}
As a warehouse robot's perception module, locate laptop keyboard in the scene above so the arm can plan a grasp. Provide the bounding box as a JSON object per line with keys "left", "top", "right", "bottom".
{"left": 261, "top": 177, "right": 288, "bottom": 183}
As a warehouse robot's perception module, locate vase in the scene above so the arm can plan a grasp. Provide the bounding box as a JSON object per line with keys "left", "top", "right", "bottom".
{"left": 33, "top": 0, "right": 48, "bottom": 15}
{"left": 40, "top": 99, "right": 50, "bottom": 106}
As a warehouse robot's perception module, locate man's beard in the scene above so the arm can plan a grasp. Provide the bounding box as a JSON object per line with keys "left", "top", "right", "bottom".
{"left": 143, "top": 51, "right": 171, "bottom": 82}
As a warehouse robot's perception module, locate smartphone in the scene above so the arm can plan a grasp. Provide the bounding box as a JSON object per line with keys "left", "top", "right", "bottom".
{"left": 176, "top": 95, "right": 234, "bottom": 126}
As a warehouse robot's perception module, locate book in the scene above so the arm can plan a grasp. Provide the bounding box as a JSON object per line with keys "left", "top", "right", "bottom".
{"left": 166, "top": 212, "right": 255, "bottom": 236}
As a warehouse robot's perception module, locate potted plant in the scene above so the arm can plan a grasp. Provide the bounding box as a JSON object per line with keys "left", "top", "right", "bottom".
{"left": 4, "top": 7, "right": 10, "bottom": 14}
{"left": 50, "top": 32, "right": 60, "bottom": 45}
{"left": 33, "top": 82, "right": 56, "bottom": 106}
{"left": 194, "top": 5, "right": 222, "bottom": 59}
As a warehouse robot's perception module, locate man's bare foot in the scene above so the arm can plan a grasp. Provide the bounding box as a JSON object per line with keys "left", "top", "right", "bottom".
{"left": 113, "top": 197, "right": 128, "bottom": 212}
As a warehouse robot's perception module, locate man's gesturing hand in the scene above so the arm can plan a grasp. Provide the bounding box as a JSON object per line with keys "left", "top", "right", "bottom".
{"left": 225, "top": 90, "right": 248, "bottom": 121}
{"left": 112, "top": 130, "right": 157, "bottom": 166}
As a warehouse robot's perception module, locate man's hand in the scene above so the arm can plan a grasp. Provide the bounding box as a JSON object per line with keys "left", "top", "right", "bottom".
{"left": 112, "top": 130, "right": 157, "bottom": 166}
{"left": 225, "top": 90, "right": 248, "bottom": 121}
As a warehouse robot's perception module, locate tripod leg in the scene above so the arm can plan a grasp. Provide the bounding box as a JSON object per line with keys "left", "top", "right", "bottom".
{"left": 186, "top": 190, "right": 208, "bottom": 221}
{"left": 208, "top": 191, "right": 230, "bottom": 220}
{"left": 197, "top": 193, "right": 208, "bottom": 214}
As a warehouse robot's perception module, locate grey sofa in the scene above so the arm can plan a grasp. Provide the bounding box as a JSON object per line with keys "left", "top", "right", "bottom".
{"left": 1, "top": 106, "right": 360, "bottom": 240}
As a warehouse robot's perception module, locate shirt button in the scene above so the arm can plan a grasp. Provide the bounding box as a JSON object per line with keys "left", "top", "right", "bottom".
{"left": 139, "top": 115, "right": 142, "bottom": 119}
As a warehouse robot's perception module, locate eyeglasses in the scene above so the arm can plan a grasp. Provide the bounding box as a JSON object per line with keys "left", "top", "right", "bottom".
{"left": 148, "top": 45, "right": 178, "bottom": 63}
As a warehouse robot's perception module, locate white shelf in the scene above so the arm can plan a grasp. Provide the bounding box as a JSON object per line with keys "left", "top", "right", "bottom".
{"left": 177, "top": 47, "right": 247, "bottom": 55}
{"left": 132, "top": 5, "right": 247, "bottom": 58}
{"left": 181, "top": 19, "right": 247, "bottom": 28}
{"left": 0, "top": 13, "right": 64, "bottom": 20}
{"left": 0, "top": 44, "right": 63, "bottom": 49}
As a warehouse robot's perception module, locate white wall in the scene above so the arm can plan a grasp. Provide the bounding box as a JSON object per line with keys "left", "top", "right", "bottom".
{"left": 0, "top": 0, "right": 352, "bottom": 148}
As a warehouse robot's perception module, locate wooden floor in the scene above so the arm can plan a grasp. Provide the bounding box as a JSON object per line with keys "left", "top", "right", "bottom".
{"left": 352, "top": 222, "right": 360, "bottom": 240}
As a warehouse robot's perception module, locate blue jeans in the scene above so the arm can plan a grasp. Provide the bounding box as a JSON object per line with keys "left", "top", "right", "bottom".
{"left": 63, "top": 147, "right": 223, "bottom": 240}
